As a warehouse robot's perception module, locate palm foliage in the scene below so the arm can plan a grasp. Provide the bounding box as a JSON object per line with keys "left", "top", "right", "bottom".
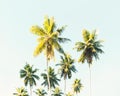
{"left": 13, "top": 87, "right": 28, "bottom": 96}
{"left": 34, "top": 88, "right": 47, "bottom": 96}
{"left": 56, "top": 53, "right": 76, "bottom": 94}
{"left": 20, "top": 63, "right": 39, "bottom": 96}
{"left": 72, "top": 79, "right": 82, "bottom": 95}
{"left": 52, "top": 87, "right": 63, "bottom": 96}
{"left": 41, "top": 67, "right": 60, "bottom": 89}
{"left": 30, "top": 16, "right": 70, "bottom": 60}
{"left": 74, "top": 29, "right": 104, "bottom": 67}
{"left": 30, "top": 16, "right": 70, "bottom": 95}
{"left": 74, "top": 29, "right": 104, "bottom": 96}
{"left": 65, "top": 92, "right": 73, "bottom": 96}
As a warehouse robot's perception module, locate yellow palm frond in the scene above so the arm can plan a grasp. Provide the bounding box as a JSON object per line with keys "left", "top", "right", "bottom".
{"left": 34, "top": 40, "right": 46, "bottom": 56}
{"left": 82, "top": 29, "right": 90, "bottom": 42}
{"left": 30, "top": 25, "right": 46, "bottom": 36}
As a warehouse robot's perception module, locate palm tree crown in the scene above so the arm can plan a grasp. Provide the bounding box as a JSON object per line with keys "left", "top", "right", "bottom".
{"left": 56, "top": 53, "right": 77, "bottom": 80}
{"left": 52, "top": 87, "right": 63, "bottom": 96}
{"left": 13, "top": 87, "right": 28, "bottom": 96}
{"left": 30, "top": 16, "right": 70, "bottom": 60}
{"left": 20, "top": 63, "right": 39, "bottom": 96}
{"left": 41, "top": 67, "right": 60, "bottom": 89}
{"left": 72, "top": 79, "right": 82, "bottom": 94}
{"left": 75, "top": 29, "right": 104, "bottom": 67}
{"left": 34, "top": 88, "right": 47, "bottom": 96}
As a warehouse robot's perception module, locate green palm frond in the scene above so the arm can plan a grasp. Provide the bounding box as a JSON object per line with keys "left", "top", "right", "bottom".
{"left": 56, "top": 26, "right": 67, "bottom": 35}
{"left": 41, "top": 67, "right": 60, "bottom": 89}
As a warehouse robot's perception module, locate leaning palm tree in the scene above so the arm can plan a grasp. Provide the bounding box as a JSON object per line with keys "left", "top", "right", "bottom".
{"left": 52, "top": 87, "right": 63, "bottom": 96}
{"left": 30, "top": 16, "right": 70, "bottom": 95}
{"left": 13, "top": 87, "right": 29, "bottom": 96}
{"left": 41, "top": 67, "right": 60, "bottom": 90}
{"left": 56, "top": 53, "right": 77, "bottom": 94}
{"left": 20, "top": 63, "right": 39, "bottom": 96}
{"left": 72, "top": 79, "right": 82, "bottom": 96}
{"left": 34, "top": 88, "right": 47, "bottom": 96}
{"left": 74, "top": 29, "right": 104, "bottom": 96}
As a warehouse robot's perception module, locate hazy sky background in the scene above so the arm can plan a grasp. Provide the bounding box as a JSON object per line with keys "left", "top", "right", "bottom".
{"left": 0, "top": 0, "right": 120, "bottom": 96}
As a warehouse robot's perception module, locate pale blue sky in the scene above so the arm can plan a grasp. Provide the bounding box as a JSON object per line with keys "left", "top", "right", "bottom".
{"left": 0, "top": 0, "right": 120, "bottom": 96}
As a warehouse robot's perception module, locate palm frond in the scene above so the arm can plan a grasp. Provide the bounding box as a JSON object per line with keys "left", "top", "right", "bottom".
{"left": 82, "top": 29, "right": 90, "bottom": 42}
{"left": 30, "top": 25, "right": 46, "bottom": 36}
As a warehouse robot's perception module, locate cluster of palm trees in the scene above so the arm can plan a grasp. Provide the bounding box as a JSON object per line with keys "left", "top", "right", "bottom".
{"left": 13, "top": 16, "right": 104, "bottom": 96}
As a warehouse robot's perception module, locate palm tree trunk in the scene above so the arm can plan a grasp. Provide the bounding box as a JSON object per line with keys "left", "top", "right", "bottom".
{"left": 46, "top": 53, "right": 51, "bottom": 96}
{"left": 89, "top": 66, "right": 92, "bottom": 96}
{"left": 64, "top": 78, "right": 66, "bottom": 96}
{"left": 46, "top": 42, "right": 51, "bottom": 96}
{"left": 30, "top": 86, "right": 32, "bottom": 96}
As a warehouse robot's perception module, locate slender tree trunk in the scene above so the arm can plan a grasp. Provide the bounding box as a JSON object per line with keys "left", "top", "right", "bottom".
{"left": 30, "top": 86, "right": 32, "bottom": 96}
{"left": 46, "top": 46, "right": 51, "bottom": 96}
{"left": 89, "top": 66, "right": 92, "bottom": 96}
{"left": 64, "top": 78, "right": 66, "bottom": 96}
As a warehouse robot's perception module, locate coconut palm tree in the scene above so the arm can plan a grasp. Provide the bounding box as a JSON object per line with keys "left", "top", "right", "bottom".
{"left": 74, "top": 29, "right": 104, "bottom": 96}
{"left": 34, "top": 88, "right": 47, "bottom": 96}
{"left": 52, "top": 87, "right": 63, "bottom": 96}
{"left": 56, "top": 53, "right": 77, "bottom": 94}
{"left": 20, "top": 63, "right": 39, "bottom": 96}
{"left": 65, "top": 92, "right": 73, "bottom": 96}
{"left": 30, "top": 16, "right": 70, "bottom": 94}
{"left": 72, "top": 79, "right": 82, "bottom": 96}
{"left": 13, "top": 87, "right": 29, "bottom": 96}
{"left": 41, "top": 67, "right": 60, "bottom": 90}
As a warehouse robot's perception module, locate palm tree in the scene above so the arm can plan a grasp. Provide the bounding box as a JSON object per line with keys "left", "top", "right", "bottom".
{"left": 13, "top": 87, "right": 29, "bottom": 96}
{"left": 56, "top": 53, "right": 77, "bottom": 94}
{"left": 52, "top": 87, "right": 63, "bottom": 96}
{"left": 74, "top": 29, "right": 104, "bottom": 96}
{"left": 72, "top": 79, "right": 82, "bottom": 96}
{"left": 65, "top": 92, "right": 73, "bottom": 96}
{"left": 20, "top": 63, "right": 39, "bottom": 96}
{"left": 34, "top": 88, "right": 47, "bottom": 96}
{"left": 41, "top": 67, "right": 60, "bottom": 90}
{"left": 30, "top": 16, "right": 70, "bottom": 94}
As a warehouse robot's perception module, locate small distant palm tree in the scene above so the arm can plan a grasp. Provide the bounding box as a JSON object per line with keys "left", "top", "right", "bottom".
{"left": 30, "top": 16, "right": 70, "bottom": 95}
{"left": 52, "top": 87, "right": 63, "bottom": 96}
{"left": 20, "top": 63, "right": 39, "bottom": 96}
{"left": 34, "top": 88, "right": 47, "bottom": 96}
{"left": 74, "top": 29, "right": 104, "bottom": 96}
{"left": 65, "top": 92, "right": 73, "bottom": 96}
{"left": 56, "top": 53, "right": 77, "bottom": 94}
{"left": 41, "top": 67, "right": 60, "bottom": 89}
{"left": 13, "top": 87, "right": 29, "bottom": 96}
{"left": 72, "top": 79, "right": 82, "bottom": 95}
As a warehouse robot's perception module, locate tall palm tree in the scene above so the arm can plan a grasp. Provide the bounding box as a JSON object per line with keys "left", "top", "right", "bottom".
{"left": 34, "top": 88, "right": 47, "bottom": 96}
{"left": 52, "top": 87, "right": 63, "bottom": 96}
{"left": 41, "top": 67, "right": 60, "bottom": 90}
{"left": 20, "top": 63, "right": 39, "bottom": 96}
{"left": 74, "top": 29, "right": 104, "bottom": 96}
{"left": 56, "top": 53, "right": 77, "bottom": 94}
{"left": 30, "top": 16, "right": 70, "bottom": 95}
{"left": 13, "top": 87, "right": 29, "bottom": 96}
{"left": 72, "top": 79, "right": 82, "bottom": 96}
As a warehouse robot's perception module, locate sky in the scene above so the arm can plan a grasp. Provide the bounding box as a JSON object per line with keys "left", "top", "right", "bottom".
{"left": 0, "top": 0, "right": 120, "bottom": 96}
